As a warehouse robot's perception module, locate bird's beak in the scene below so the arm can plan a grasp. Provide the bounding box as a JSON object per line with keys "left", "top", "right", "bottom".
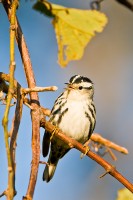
{"left": 64, "top": 83, "right": 74, "bottom": 90}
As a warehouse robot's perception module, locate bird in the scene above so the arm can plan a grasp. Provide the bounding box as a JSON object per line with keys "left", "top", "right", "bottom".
{"left": 42, "top": 75, "right": 96, "bottom": 182}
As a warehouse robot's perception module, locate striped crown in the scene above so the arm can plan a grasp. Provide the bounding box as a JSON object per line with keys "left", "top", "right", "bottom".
{"left": 69, "top": 75, "right": 93, "bottom": 85}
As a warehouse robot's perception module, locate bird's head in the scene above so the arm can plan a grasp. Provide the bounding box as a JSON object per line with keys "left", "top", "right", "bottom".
{"left": 65, "top": 75, "right": 94, "bottom": 101}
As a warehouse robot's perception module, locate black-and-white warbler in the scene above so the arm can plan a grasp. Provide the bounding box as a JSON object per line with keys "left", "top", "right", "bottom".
{"left": 42, "top": 75, "right": 96, "bottom": 182}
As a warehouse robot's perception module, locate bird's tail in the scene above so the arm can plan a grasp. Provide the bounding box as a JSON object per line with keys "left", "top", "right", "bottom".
{"left": 43, "top": 150, "right": 59, "bottom": 182}
{"left": 43, "top": 162, "right": 57, "bottom": 182}
{"left": 43, "top": 144, "right": 69, "bottom": 182}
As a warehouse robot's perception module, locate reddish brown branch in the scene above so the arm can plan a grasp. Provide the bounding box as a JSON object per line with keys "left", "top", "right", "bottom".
{"left": 40, "top": 118, "right": 133, "bottom": 193}
{"left": 0, "top": 73, "right": 129, "bottom": 155}
{"left": 2, "top": 2, "right": 40, "bottom": 199}
{"left": 15, "top": 19, "right": 40, "bottom": 200}
{"left": 1, "top": 72, "right": 132, "bottom": 193}
{"left": 1, "top": 2, "right": 132, "bottom": 198}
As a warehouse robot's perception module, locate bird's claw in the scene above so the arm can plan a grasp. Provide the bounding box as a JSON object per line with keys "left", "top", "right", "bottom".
{"left": 50, "top": 127, "right": 58, "bottom": 140}
{"left": 80, "top": 145, "right": 90, "bottom": 159}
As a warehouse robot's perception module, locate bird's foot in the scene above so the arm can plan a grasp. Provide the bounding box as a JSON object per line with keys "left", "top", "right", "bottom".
{"left": 50, "top": 126, "right": 59, "bottom": 140}
{"left": 80, "top": 140, "right": 90, "bottom": 159}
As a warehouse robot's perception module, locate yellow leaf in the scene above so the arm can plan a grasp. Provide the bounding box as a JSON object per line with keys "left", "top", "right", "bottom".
{"left": 34, "top": 1, "right": 108, "bottom": 67}
{"left": 53, "top": 7, "right": 107, "bottom": 67}
{"left": 116, "top": 188, "right": 133, "bottom": 200}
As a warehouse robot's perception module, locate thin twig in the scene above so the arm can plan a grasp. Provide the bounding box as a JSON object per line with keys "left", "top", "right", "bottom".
{"left": 0, "top": 191, "right": 6, "bottom": 198}
{"left": 10, "top": 82, "right": 23, "bottom": 181}
{"left": 91, "top": 133, "right": 128, "bottom": 154}
{"left": 41, "top": 107, "right": 51, "bottom": 116}
{"left": 40, "top": 118, "right": 133, "bottom": 193}
{"left": 2, "top": 1, "right": 18, "bottom": 199}
{"left": 3, "top": 2, "right": 41, "bottom": 199}
{"left": 22, "top": 86, "right": 58, "bottom": 94}
{"left": 106, "top": 147, "right": 117, "bottom": 161}
{"left": 39, "top": 161, "right": 49, "bottom": 166}
{"left": 0, "top": 73, "right": 52, "bottom": 118}
{"left": 115, "top": 0, "right": 133, "bottom": 11}
{"left": 0, "top": 72, "right": 19, "bottom": 86}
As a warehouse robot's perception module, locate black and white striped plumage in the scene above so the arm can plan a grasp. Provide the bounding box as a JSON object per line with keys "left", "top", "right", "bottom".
{"left": 42, "top": 75, "right": 96, "bottom": 182}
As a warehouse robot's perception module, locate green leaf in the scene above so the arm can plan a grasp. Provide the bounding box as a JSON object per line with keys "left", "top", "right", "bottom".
{"left": 33, "top": 1, "right": 108, "bottom": 67}
{"left": 116, "top": 188, "right": 133, "bottom": 200}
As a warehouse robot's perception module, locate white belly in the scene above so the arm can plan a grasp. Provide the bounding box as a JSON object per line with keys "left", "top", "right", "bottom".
{"left": 58, "top": 100, "right": 90, "bottom": 144}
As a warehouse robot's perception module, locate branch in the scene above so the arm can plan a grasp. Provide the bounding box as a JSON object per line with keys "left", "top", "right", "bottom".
{"left": 0, "top": 72, "right": 129, "bottom": 156}
{"left": 91, "top": 133, "right": 128, "bottom": 154}
{"left": 22, "top": 86, "right": 58, "bottom": 94}
{"left": 115, "top": 0, "right": 133, "bottom": 11}
{"left": 40, "top": 118, "right": 133, "bottom": 193}
{"left": 2, "top": 1, "right": 18, "bottom": 199}
{"left": 9, "top": 82, "right": 23, "bottom": 177}
{"left": 1, "top": 72, "right": 132, "bottom": 193}
{"left": 0, "top": 72, "right": 128, "bottom": 155}
{"left": 2, "top": 2, "right": 40, "bottom": 200}
{"left": 90, "top": 0, "right": 133, "bottom": 11}
{"left": 15, "top": 18, "right": 40, "bottom": 200}
{"left": 0, "top": 72, "right": 52, "bottom": 117}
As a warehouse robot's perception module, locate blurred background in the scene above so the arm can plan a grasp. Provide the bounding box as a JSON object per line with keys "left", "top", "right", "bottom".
{"left": 0, "top": 0, "right": 133, "bottom": 199}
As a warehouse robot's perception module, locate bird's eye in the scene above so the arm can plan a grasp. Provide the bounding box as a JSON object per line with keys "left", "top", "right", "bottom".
{"left": 89, "top": 86, "right": 93, "bottom": 89}
{"left": 79, "top": 86, "right": 83, "bottom": 90}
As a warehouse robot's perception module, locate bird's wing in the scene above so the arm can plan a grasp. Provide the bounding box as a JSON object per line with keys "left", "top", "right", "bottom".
{"left": 42, "top": 131, "right": 51, "bottom": 157}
